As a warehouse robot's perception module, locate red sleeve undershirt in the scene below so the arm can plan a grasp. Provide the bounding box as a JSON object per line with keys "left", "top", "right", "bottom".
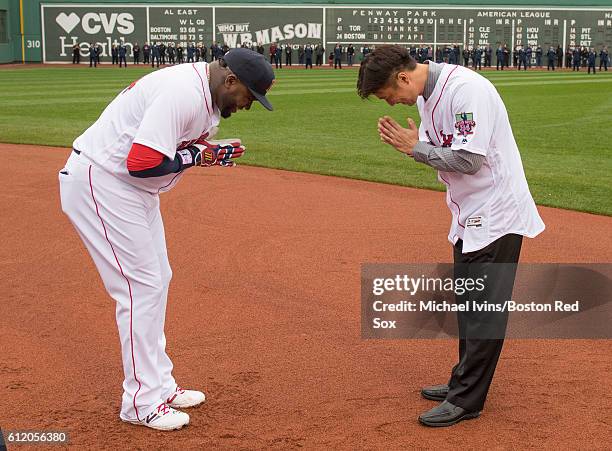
{"left": 126, "top": 143, "right": 165, "bottom": 171}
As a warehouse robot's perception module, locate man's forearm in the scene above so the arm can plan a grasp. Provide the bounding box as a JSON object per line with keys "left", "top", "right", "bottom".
{"left": 412, "top": 142, "right": 484, "bottom": 174}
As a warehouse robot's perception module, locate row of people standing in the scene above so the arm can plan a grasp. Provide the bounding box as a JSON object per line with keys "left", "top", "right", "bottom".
{"left": 76, "top": 40, "right": 359, "bottom": 69}
{"left": 143, "top": 42, "right": 230, "bottom": 67}
{"left": 567, "top": 46, "right": 609, "bottom": 72}
{"left": 436, "top": 44, "right": 558, "bottom": 71}
{"left": 144, "top": 42, "right": 229, "bottom": 66}
{"left": 431, "top": 44, "right": 609, "bottom": 72}
{"left": 73, "top": 41, "right": 609, "bottom": 73}
{"left": 511, "top": 45, "right": 609, "bottom": 72}
{"left": 266, "top": 43, "right": 357, "bottom": 69}
{"left": 73, "top": 41, "right": 231, "bottom": 67}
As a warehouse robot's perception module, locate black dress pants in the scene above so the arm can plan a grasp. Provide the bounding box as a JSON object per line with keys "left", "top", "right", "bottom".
{"left": 446, "top": 234, "right": 523, "bottom": 412}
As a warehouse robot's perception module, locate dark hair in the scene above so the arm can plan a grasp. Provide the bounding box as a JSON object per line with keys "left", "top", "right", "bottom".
{"left": 357, "top": 45, "right": 417, "bottom": 99}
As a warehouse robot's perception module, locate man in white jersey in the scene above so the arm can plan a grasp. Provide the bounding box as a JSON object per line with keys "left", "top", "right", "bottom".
{"left": 357, "top": 45, "right": 545, "bottom": 427}
{"left": 59, "top": 48, "right": 274, "bottom": 431}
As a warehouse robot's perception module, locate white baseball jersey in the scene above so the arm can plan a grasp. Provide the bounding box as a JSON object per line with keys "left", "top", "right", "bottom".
{"left": 61, "top": 62, "right": 220, "bottom": 421}
{"left": 416, "top": 64, "right": 545, "bottom": 253}
{"left": 73, "top": 62, "right": 220, "bottom": 193}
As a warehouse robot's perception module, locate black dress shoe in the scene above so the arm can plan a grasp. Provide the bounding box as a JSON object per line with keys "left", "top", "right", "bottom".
{"left": 418, "top": 400, "right": 480, "bottom": 427}
{"left": 421, "top": 384, "right": 449, "bottom": 401}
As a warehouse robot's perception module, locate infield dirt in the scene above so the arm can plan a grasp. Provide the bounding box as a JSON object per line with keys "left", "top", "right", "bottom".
{"left": 1, "top": 144, "right": 611, "bottom": 449}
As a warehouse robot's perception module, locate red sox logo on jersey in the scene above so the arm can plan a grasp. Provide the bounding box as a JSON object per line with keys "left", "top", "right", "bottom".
{"left": 425, "top": 130, "right": 453, "bottom": 147}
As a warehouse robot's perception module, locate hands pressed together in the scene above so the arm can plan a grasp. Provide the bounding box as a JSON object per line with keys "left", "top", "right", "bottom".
{"left": 377, "top": 116, "right": 419, "bottom": 157}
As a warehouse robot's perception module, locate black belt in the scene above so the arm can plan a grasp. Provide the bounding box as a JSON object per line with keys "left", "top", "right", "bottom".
{"left": 72, "top": 148, "right": 81, "bottom": 155}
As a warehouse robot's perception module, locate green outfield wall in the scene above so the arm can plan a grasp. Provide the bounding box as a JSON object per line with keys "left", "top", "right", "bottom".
{"left": 3, "top": 1, "right": 612, "bottom": 63}
{"left": 0, "top": 0, "right": 13, "bottom": 63}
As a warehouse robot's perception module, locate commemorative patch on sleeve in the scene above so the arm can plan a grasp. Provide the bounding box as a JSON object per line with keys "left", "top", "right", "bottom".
{"left": 454, "top": 112, "right": 476, "bottom": 142}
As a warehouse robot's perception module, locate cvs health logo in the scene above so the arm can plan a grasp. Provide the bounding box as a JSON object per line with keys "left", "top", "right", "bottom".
{"left": 56, "top": 12, "right": 135, "bottom": 34}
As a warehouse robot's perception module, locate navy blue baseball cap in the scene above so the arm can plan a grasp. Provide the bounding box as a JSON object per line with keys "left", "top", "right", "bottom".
{"left": 222, "top": 48, "right": 275, "bottom": 111}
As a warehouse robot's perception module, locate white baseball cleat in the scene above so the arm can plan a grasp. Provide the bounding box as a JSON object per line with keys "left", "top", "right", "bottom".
{"left": 166, "top": 386, "right": 206, "bottom": 408}
{"left": 122, "top": 403, "right": 189, "bottom": 431}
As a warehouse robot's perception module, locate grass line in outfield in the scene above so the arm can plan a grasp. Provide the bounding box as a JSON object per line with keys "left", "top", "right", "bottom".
{"left": 1, "top": 75, "right": 610, "bottom": 97}
{"left": 0, "top": 67, "right": 610, "bottom": 215}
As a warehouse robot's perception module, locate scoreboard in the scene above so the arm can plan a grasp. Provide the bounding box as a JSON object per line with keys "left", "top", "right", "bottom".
{"left": 40, "top": 4, "right": 612, "bottom": 63}
{"left": 326, "top": 7, "right": 612, "bottom": 49}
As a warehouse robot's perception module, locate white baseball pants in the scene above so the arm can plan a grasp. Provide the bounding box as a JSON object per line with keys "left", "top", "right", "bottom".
{"left": 59, "top": 152, "right": 177, "bottom": 421}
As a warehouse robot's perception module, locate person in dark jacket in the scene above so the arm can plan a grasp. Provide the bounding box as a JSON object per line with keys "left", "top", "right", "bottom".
{"left": 587, "top": 48, "right": 597, "bottom": 74}
{"left": 274, "top": 43, "right": 282, "bottom": 69}
{"left": 187, "top": 43, "right": 195, "bottom": 63}
{"left": 210, "top": 42, "right": 219, "bottom": 60}
{"left": 525, "top": 46, "right": 532, "bottom": 68}
{"left": 565, "top": 46, "right": 572, "bottom": 69}
{"left": 118, "top": 43, "right": 127, "bottom": 68}
{"left": 142, "top": 42, "right": 150, "bottom": 64}
{"left": 298, "top": 44, "right": 304, "bottom": 64}
{"left": 419, "top": 45, "right": 428, "bottom": 63}
{"left": 133, "top": 43, "right": 140, "bottom": 64}
{"left": 285, "top": 44, "right": 292, "bottom": 66}
{"left": 484, "top": 45, "right": 492, "bottom": 67}
{"left": 347, "top": 44, "right": 355, "bottom": 66}
{"left": 572, "top": 47, "right": 581, "bottom": 71}
{"left": 304, "top": 43, "right": 313, "bottom": 69}
{"left": 167, "top": 43, "right": 176, "bottom": 65}
{"left": 111, "top": 44, "right": 118, "bottom": 65}
{"left": 362, "top": 44, "right": 371, "bottom": 61}
{"left": 334, "top": 44, "right": 342, "bottom": 69}
{"left": 547, "top": 46, "right": 556, "bottom": 71}
{"left": 495, "top": 45, "right": 504, "bottom": 70}
{"left": 151, "top": 42, "right": 160, "bottom": 68}
{"left": 315, "top": 43, "right": 324, "bottom": 66}
{"left": 159, "top": 43, "right": 166, "bottom": 65}
{"left": 72, "top": 43, "right": 80, "bottom": 64}
{"left": 503, "top": 45, "right": 510, "bottom": 68}
{"left": 599, "top": 46, "right": 609, "bottom": 71}
{"left": 517, "top": 46, "right": 527, "bottom": 70}
{"left": 535, "top": 46, "right": 542, "bottom": 67}
{"left": 89, "top": 42, "right": 97, "bottom": 67}
{"left": 472, "top": 47, "right": 482, "bottom": 70}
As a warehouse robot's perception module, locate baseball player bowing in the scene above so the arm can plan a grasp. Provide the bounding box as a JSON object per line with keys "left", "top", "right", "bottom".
{"left": 357, "top": 45, "right": 545, "bottom": 427}
{"left": 59, "top": 48, "right": 274, "bottom": 431}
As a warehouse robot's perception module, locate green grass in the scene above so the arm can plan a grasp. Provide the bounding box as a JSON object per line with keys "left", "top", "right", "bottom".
{"left": 1, "top": 66, "right": 611, "bottom": 215}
